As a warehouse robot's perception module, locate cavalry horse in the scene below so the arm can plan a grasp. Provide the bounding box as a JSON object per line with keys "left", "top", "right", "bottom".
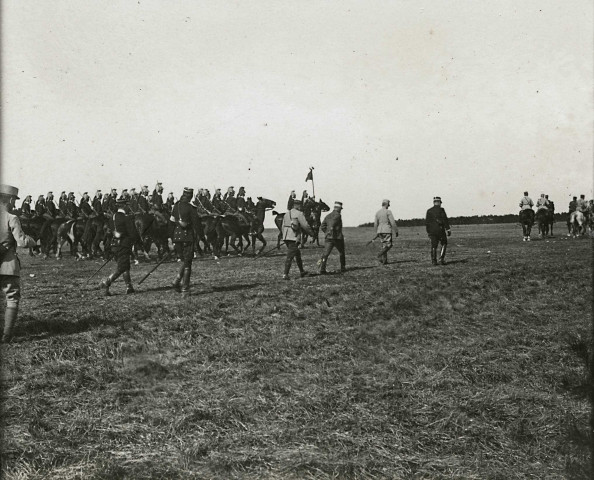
{"left": 519, "top": 209, "right": 534, "bottom": 241}
{"left": 18, "top": 215, "right": 46, "bottom": 255}
{"left": 535, "top": 208, "right": 553, "bottom": 237}
{"left": 300, "top": 198, "right": 330, "bottom": 247}
{"left": 569, "top": 211, "right": 587, "bottom": 238}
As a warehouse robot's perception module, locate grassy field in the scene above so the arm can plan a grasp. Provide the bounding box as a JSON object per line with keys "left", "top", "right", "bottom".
{"left": 1, "top": 224, "right": 592, "bottom": 479}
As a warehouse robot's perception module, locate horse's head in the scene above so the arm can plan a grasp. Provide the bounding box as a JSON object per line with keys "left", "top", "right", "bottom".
{"left": 317, "top": 199, "right": 330, "bottom": 212}
{"left": 256, "top": 197, "right": 276, "bottom": 209}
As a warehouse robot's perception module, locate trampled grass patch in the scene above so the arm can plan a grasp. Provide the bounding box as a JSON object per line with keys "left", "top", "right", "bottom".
{"left": 1, "top": 224, "right": 591, "bottom": 479}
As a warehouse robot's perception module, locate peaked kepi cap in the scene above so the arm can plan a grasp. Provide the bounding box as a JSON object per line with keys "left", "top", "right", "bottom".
{"left": 0, "top": 184, "right": 19, "bottom": 199}
{"left": 433, "top": 196, "right": 442, "bottom": 202}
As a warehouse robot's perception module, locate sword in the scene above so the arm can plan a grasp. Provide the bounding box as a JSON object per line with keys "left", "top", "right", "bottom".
{"left": 254, "top": 242, "right": 284, "bottom": 259}
{"left": 366, "top": 234, "right": 379, "bottom": 246}
{"left": 137, "top": 252, "right": 172, "bottom": 285}
{"left": 85, "top": 256, "right": 112, "bottom": 285}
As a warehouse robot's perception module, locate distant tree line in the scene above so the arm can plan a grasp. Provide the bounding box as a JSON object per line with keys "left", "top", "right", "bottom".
{"left": 358, "top": 213, "right": 569, "bottom": 228}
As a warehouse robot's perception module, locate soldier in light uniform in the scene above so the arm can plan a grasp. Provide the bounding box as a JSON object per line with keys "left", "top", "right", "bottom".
{"left": 536, "top": 193, "right": 549, "bottom": 211}
{"left": 426, "top": 196, "right": 451, "bottom": 266}
{"left": 171, "top": 187, "right": 196, "bottom": 297}
{"left": 99, "top": 197, "right": 138, "bottom": 296}
{"left": 576, "top": 194, "right": 588, "bottom": 213}
{"left": 281, "top": 199, "right": 314, "bottom": 280}
{"left": 319, "top": 202, "right": 346, "bottom": 274}
{"left": 0, "top": 184, "right": 37, "bottom": 343}
{"left": 374, "top": 199, "right": 398, "bottom": 265}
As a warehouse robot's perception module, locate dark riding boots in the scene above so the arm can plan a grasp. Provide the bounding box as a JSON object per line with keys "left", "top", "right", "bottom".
{"left": 429, "top": 233, "right": 447, "bottom": 266}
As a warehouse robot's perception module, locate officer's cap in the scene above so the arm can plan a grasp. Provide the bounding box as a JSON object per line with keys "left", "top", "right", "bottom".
{"left": 183, "top": 187, "right": 194, "bottom": 195}
{"left": 524, "top": 191, "right": 528, "bottom": 196}
{"left": 0, "top": 184, "right": 20, "bottom": 199}
{"left": 334, "top": 201, "right": 343, "bottom": 209}
{"left": 433, "top": 196, "right": 442, "bottom": 203}
{"left": 382, "top": 199, "right": 390, "bottom": 206}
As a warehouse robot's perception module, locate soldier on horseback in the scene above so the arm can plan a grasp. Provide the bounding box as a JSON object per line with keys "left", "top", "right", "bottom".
{"left": 129, "top": 188, "right": 139, "bottom": 213}
{"left": 165, "top": 192, "right": 175, "bottom": 216}
{"left": 34, "top": 195, "right": 46, "bottom": 217}
{"left": 138, "top": 186, "right": 150, "bottom": 214}
{"left": 20, "top": 195, "right": 32, "bottom": 217}
{"left": 287, "top": 190, "right": 296, "bottom": 210}
{"left": 45, "top": 192, "right": 57, "bottom": 219}
{"left": 66, "top": 193, "right": 79, "bottom": 219}
{"left": 536, "top": 193, "right": 549, "bottom": 211}
{"left": 235, "top": 186, "right": 250, "bottom": 226}
{"left": 224, "top": 186, "right": 237, "bottom": 210}
{"left": 150, "top": 182, "right": 168, "bottom": 223}
{"left": 58, "top": 192, "right": 68, "bottom": 216}
{"left": 79, "top": 193, "right": 93, "bottom": 219}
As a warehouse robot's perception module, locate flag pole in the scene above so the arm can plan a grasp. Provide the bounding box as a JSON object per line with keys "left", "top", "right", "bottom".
{"left": 310, "top": 167, "right": 315, "bottom": 199}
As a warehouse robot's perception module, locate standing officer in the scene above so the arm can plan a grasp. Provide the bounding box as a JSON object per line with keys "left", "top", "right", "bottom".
{"left": 426, "top": 196, "right": 451, "bottom": 266}
{"left": 0, "top": 184, "right": 37, "bottom": 343}
{"left": 99, "top": 197, "right": 138, "bottom": 296}
{"left": 374, "top": 199, "right": 398, "bottom": 265}
{"left": 319, "top": 201, "right": 346, "bottom": 274}
{"left": 171, "top": 187, "right": 195, "bottom": 297}
{"left": 281, "top": 199, "right": 314, "bottom": 279}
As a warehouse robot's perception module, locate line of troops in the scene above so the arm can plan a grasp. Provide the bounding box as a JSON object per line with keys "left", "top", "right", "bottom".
{"left": 519, "top": 191, "right": 592, "bottom": 227}
{"left": 18, "top": 184, "right": 258, "bottom": 224}
{"left": 1, "top": 181, "right": 451, "bottom": 344}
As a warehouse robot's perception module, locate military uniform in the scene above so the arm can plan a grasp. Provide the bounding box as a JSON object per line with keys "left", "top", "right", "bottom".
{"left": 137, "top": 192, "right": 150, "bottom": 214}
{"left": 287, "top": 191, "right": 296, "bottom": 210}
{"left": 100, "top": 199, "right": 137, "bottom": 296}
{"left": 281, "top": 201, "right": 314, "bottom": 279}
{"left": 129, "top": 189, "right": 139, "bottom": 213}
{"left": 34, "top": 196, "right": 46, "bottom": 217}
{"left": 576, "top": 196, "right": 588, "bottom": 213}
{"left": 58, "top": 192, "right": 68, "bottom": 216}
{"left": 374, "top": 200, "right": 398, "bottom": 265}
{"left": 165, "top": 193, "right": 175, "bottom": 216}
{"left": 21, "top": 196, "right": 32, "bottom": 217}
{"left": 224, "top": 187, "right": 237, "bottom": 211}
{"left": 0, "top": 185, "right": 37, "bottom": 342}
{"left": 171, "top": 188, "right": 195, "bottom": 296}
{"left": 536, "top": 195, "right": 549, "bottom": 211}
{"left": 92, "top": 192, "right": 103, "bottom": 216}
{"left": 519, "top": 195, "right": 534, "bottom": 211}
{"left": 319, "top": 202, "right": 346, "bottom": 273}
{"left": 426, "top": 197, "right": 451, "bottom": 265}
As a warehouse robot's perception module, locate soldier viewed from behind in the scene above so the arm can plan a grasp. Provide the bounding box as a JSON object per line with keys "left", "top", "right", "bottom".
{"left": 319, "top": 201, "right": 346, "bottom": 274}
{"left": 0, "top": 184, "right": 37, "bottom": 343}
{"left": 374, "top": 199, "right": 398, "bottom": 265}
{"left": 171, "top": 187, "right": 196, "bottom": 297}
{"left": 99, "top": 197, "right": 138, "bottom": 296}
{"left": 426, "top": 196, "right": 451, "bottom": 266}
{"left": 576, "top": 194, "right": 588, "bottom": 212}
{"left": 281, "top": 199, "right": 314, "bottom": 280}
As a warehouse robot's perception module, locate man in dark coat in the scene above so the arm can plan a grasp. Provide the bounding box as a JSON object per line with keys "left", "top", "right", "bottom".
{"left": 58, "top": 192, "right": 68, "bottom": 216}
{"left": 287, "top": 190, "right": 296, "bottom": 210}
{"left": 138, "top": 186, "right": 150, "bottom": 214}
{"left": 99, "top": 197, "right": 138, "bottom": 296}
{"left": 171, "top": 187, "right": 196, "bottom": 297}
{"left": 319, "top": 202, "right": 346, "bottom": 274}
{"left": 426, "top": 196, "right": 451, "bottom": 265}
{"left": 45, "top": 192, "right": 57, "bottom": 218}
{"left": 92, "top": 191, "right": 103, "bottom": 216}
{"left": 34, "top": 195, "right": 46, "bottom": 217}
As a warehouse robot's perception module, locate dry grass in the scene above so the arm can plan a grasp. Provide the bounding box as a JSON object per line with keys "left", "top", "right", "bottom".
{"left": 1, "top": 224, "right": 591, "bottom": 479}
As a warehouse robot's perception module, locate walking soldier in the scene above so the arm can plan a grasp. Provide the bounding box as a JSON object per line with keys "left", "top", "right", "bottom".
{"left": 319, "top": 201, "right": 346, "bottom": 274}
{"left": 171, "top": 187, "right": 195, "bottom": 297}
{"left": 281, "top": 199, "right": 314, "bottom": 279}
{"left": 0, "top": 185, "right": 37, "bottom": 343}
{"left": 426, "top": 196, "right": 451, "bottom": 266}
{"left": 374, "top": 199, "right": 398, "bottom": 265}
{"left": 99, "top": 197, "right": 138, "bottom": 296}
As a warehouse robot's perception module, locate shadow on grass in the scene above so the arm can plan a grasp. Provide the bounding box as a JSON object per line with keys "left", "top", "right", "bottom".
{"left": 15, "top": 312, "right": 122, "bottom": 341}
{"left": 211, "top": 283, "right": 260, "bottom": 293}
{"left": 444, "top": 258, "right": 470, "bottom": 265}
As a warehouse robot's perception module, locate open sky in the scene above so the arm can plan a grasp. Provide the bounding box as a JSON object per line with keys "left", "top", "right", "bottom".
{"left": 2, "top": 1, "right": 592, "bottom": 226}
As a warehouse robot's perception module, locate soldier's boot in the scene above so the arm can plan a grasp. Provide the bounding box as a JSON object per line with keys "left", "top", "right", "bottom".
{"left": 123, "top": 271, "right": 135, "bottom": 294}
{"left": 319, "top": 257, "right": 328, "bottom": 274}
{"left": 431, "top": 248, "right": 438, "bottom": 266}
{"left": 99, "top": 273, "right": 117, "bottom": 296}
{"left": 340, "top": 261, "right": 346, "bottom": 273}
{"left": 377, "top": 247, "right": 388, "bottom": 265}
{"left": 181, "top": 267, "right": 191, "bottom": 297}
{"left": 2, "top": 307, "right": 19, "bottom": 343}
{"left": 440, "top": 245, "right": 447, "bottom": 265}
{"left": 172, "top": 264, "right": 185, "bottom": 292}
{"left": 295, "top": 256, "right": 307, "bottom": 277}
